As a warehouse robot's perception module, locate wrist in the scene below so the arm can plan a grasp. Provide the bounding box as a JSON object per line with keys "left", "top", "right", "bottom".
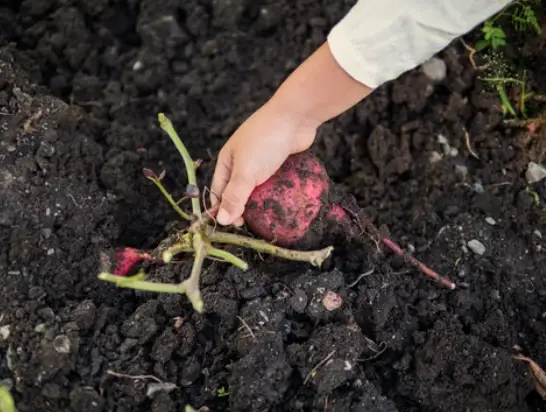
{"left": 263, "top": 94, "right": 320, "bottom": 153}
{"left": 271, "top": 42, "right": 373, "bottom": 127}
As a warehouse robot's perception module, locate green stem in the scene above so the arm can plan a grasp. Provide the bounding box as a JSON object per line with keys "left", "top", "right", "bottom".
{"left": 208, "top": 231, "right": 333, "bottom": 267}
{"left": 148, "top": 177, "right": 191, "bottom": 220}
{"left": 497, "top": 84, "right": 517, "bottom": 117}
{"left": 98, "top": 272, "right": 186, "bottom": 294}
{"left": 185, "top": 233, "right": 206, "bottom": 312}
{"left": 480, "top": 77, "right": 524, "bottom": 85}
{"left": 158, "top": 113, "right": 202, "bottom": 217}
{"left": 206, "top": 245, "right": 249, "bottom": 271}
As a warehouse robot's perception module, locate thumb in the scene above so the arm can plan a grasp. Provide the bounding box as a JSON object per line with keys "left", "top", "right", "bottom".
{"left": 216, "top": 171, "right": 254, "bottom": 226}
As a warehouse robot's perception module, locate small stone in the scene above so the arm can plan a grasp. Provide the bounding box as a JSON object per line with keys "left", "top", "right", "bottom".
{"left": 525, "top": 162, "right": 546, "bottom": 184}
{"left": 421, "top": 57, "right": 447, "bottom": 82}
{"left": 132, "top": 61, "right": 143, "bottom": 71}
{"left": 0, "top": 325, "right": 10, "bottom": 340}
{"left": 437, "top": 134, "right": 449, "bottom": 145}
{"left": 146, "top": 382, "right": 177, "bottom": 398}
{"left": 455, "top": 164, "right": 468, "bottom": 181}
{"left": 42, "top": 228, "right": 52, "bottom": 239}
{"left": 429, "top": 151, "right": 442, "bottom": 164}
{"left": 472, "top": 182, "right": 484, "bottom": 193}
{"left": 449, "top": 147, "right": 459, "bottom": 157}
{"left": 534, "top": 229, "right": 542, "bottom": 239}
{"left": 467, "top": 239, "right": 486, "bottom": 255}
{"left": 52, "top": 335, "right": 71, "bottom": 354}
{"left": 34, "top": 323, "right": 46, "bottom": 333}
{"left": 47, "top": 248, "right": 55, "bottom": 256}
{"left": 485, "top": 217, "right": 496, "bottom": 225}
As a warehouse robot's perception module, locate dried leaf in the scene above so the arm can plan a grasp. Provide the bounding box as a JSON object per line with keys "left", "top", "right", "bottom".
{"left": 159, "top": 169, "right": 166, "bottom": 180}
{"left": 143, "top": 168, "right": 157, "bottom": 179}
{"left": 513, "top": 354, "right": 546, "bottom": 398}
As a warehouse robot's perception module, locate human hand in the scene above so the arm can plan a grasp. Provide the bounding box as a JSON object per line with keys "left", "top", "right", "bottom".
{"left": 210, "top": 99, "right": 318, "bottom": 226}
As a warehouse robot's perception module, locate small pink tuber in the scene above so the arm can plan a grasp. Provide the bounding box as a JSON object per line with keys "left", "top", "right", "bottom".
{"left": 243, "top": 151, "right": 456, "bottom": 289}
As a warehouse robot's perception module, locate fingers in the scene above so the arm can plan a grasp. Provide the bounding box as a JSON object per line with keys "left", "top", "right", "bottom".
{"left": 215, "top": 169, "right": 254, "bottom": 226}
{"left": 210, "top": 150, "right": 231, "bottom": 207}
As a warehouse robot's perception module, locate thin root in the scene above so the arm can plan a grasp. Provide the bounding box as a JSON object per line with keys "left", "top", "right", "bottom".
{"left": 463, "top": 127, "right": 480, "bottom": 160}
{"left": 348, "top": 268, "right": 375, "bottom": 288}
{"left": 107, "top": 370, "right": 164, "bottom": 383}
{"left": 236, "top": 316, "right": 257, "bottom": 341}
{"left": 304, "top": 350, "right": 336, "bottom": 385}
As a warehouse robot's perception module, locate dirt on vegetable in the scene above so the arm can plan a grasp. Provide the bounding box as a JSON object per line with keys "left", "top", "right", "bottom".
{"left": 1, "top": 1, "right": 546, "bottom": 412}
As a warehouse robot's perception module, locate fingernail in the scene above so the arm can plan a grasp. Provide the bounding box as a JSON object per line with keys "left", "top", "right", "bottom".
{"left": 216, "top": 208, "right": 231, "bottom": 225}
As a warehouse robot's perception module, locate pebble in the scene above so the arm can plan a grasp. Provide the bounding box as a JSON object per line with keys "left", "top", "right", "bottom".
{"left": 47, "top": 248, "right": 55, "bottom": 256}
{"left": 472, "top": 182, "right": 484, "bottom": 193}
{"left": 421, "top": 57, "right": 447, "bottom": 82}
{"left": 534, "top": 229, "right": 542, "bottom": 239}
{"left": 449, "top": 147, "right": 459, "bottom": 157}
{"left": 52, "top": 335, "right": 71, "bottom": 354}
{"left": 455, "top": 164, "right": 468, "bottom": 181}
{"left": 468, "top": 239, "right": 486, "bottom": 255}
{"left": 429, "top": 151, "right": 443, "bottom": 164}
{"left": 485, "top": 217, "right": 496, "bottom": 225}
{"left": 437, "top": 134, "right": 449, "bottom": 145}
{"left": 0, "top": 325, "right": 10, "bottom": 340}
{"left": 525, "top": 161, "right": 546, "bottom": 184}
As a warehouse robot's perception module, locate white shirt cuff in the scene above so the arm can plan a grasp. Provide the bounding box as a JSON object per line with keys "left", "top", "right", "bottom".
{"left": 327, "top": 0, "right": 513, "bottom": 88}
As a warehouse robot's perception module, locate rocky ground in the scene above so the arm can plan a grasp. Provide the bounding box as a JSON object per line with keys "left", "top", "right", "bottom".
{"left": 0, "top": 1, "right": 545, "bottom": 411}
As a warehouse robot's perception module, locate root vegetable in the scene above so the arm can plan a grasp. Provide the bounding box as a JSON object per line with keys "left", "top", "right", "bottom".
{"left": 243, "top": 151, "right": 456, "bottom": 289}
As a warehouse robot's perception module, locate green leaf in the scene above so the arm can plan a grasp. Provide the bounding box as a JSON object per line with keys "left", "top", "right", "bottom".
{"left": 475, "top": 39, "right": 490, "bottom": 51}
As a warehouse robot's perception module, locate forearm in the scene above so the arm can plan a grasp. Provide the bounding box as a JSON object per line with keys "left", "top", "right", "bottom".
{"left": 270, "top": 42, "right": 374, "bottom": 127}
{"left": 268, "top": 0, "right": 512, "bottom": 129}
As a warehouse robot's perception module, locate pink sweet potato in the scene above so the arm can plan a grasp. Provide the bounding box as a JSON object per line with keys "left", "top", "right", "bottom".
{"left": 242, "top": 151, "right": 332, "bottom": 247}
{"left": 243, "top": 150, "right": 456, "bottom": 289}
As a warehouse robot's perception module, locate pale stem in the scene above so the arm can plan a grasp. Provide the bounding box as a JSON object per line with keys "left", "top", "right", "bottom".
{"left": 209, "top": 231, "right": 334, "bottom": 267}
{"left": 162, "top": 242, "right": 193, "bottom": 263}
{"left": 184, "top": 232, "right": 206, "bottom": 312}
{"left": 147, "top": 177, "right": 191, "bottom": 221}
{"left": 206, "top": 244, "right": 249, "bottom": 271}
{"left": 98, "top": 272, "right": 185, "bottom": 294}
{"left": 158, "top": 113, "right": 202, "bottom": 217}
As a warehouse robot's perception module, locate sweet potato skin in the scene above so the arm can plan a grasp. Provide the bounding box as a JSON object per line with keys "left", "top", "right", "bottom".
{"left": 242, "top": 151, "right": 331, "bottom": 247}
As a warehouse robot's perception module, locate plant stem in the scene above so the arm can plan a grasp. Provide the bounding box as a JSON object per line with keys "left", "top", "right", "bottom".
{"left": 209, "top": 231, "right": 333, "bottom": 267}
{"left": 206, "top": 244, "right": 249, "bottom": 271}
{"left": 158, "top": 113, "right": 202, "bottom": 218}
{"left": 147, "top": 177, "right": 191, "bottom": 220}
{"left": 184, "top": 233, "right": 206, "bottom": 312}
{"left": 162, "top": 242, "right": 193, "bottom": 263}
{"left": 98, "top": 272, "right": 185, "bottom": 294}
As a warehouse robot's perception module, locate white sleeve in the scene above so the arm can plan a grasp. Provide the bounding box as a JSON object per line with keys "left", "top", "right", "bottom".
{"left": 327, "top": 0, "right": 513, "bottom": 88}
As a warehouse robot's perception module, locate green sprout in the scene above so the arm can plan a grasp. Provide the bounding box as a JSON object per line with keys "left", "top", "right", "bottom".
{"left": 475, "top": 20, "right": 507, "bottom": 52}
{"left": 97, "top": 114, "right": 334, "bottom": 313}
{"left": 217, "top": 386, "right": 230, "bottom": 397}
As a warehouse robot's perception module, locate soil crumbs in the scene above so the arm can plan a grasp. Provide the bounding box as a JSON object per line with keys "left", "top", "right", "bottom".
{"left": 1, "top": 1, "right": 546, "bottom": 412}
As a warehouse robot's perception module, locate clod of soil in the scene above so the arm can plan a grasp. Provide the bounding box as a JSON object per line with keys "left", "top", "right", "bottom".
{"left": 1, "top": 1, "right": 545, "bottom": 412}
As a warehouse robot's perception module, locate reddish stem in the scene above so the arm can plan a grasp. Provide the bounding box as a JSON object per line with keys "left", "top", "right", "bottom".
{"left": 337, "top": 206, "right": 456, "bottom": 289}
{"left": 379, "top": 236, "right": 456, "bottom": 289}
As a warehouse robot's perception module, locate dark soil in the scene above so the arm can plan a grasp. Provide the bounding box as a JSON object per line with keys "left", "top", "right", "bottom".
{"left": 1, "top": 1, "right": 546, "bottom": 411}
